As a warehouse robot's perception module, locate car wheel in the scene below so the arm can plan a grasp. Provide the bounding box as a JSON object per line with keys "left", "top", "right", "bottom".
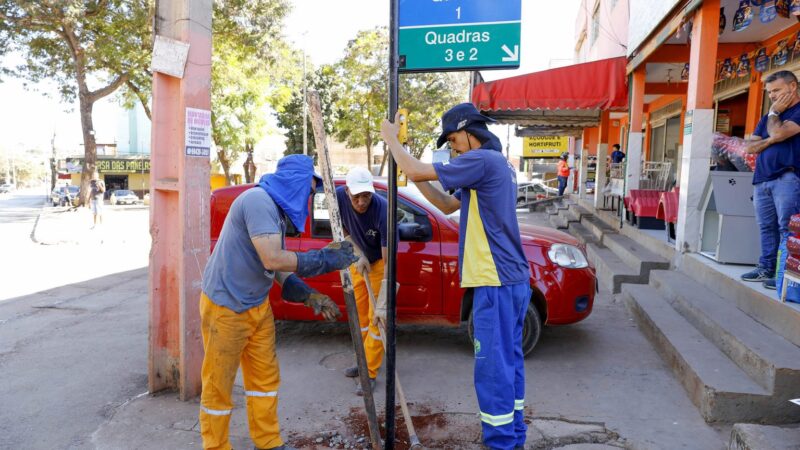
{"left": 467, "top": 300, "right": 542, "bottom": 357}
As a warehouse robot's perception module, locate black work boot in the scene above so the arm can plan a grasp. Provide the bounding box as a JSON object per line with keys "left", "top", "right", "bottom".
{"left": 355, "top": 378, "right": 377, "bottom": 396}
{"left": 344, "top": 365, "right": 359, "bottom": 377}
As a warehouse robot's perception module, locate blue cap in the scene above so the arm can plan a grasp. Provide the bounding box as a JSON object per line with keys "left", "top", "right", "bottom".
{"left": 436, "top": 103, "right": 496, "bottom": 148}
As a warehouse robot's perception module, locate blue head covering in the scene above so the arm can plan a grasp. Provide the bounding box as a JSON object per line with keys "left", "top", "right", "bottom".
{"left": 436, "top": 103, "right": 498, "bottom": 149}
{"left": 258, "top": 154, "right": 322, "bottom": 232}
{"left": 462, "top": 122, "right": 503, "bottom": 152}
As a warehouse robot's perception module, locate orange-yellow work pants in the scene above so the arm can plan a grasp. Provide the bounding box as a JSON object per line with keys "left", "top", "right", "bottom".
{"left": 199, "top": 293, "right": 282, "bottom": 450}
{"left": 350, "top": 259, "right": 385, "bottom": 378}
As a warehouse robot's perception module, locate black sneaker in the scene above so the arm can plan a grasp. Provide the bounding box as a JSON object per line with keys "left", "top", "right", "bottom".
{"left": 741, "top": 267, "right": 772, "bottom": 282}
{"left": 344, "top": 366, "right": 358, "bottom": 378}
{"left": 763, "top": 278, "right": 777, "bottom": 290}
{"left": 355, "top": 378, "right": 376, "bottom": 396}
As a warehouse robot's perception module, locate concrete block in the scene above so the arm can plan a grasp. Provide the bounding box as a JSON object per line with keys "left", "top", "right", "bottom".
{"left": 566, "top": 222, "right": 598, "bottom": 246}
{"left": 582, "top": 216, "right": 618, "bottom": 243}
{"left": 586, "top": 243, "right": 641, "bottom": 294}
{"left": 602, "top": 233, "right": 670, "bottom": 278}
{"left": 622, "top": 283, "right": 778, "bottom": 424}
{"left": 550, "top": 214, "right": 569, "bottom": 230}
{"left": 729, "top": 423, "right": 800, "bottom": 450}
{"left": 566, "top": 205, "right": 593, "bottom": 223}
{"left": 680, "top": 254, "right": 800, "bottom": 348}
{"left": 648, "top": 270, "right": 800, "bottom": 420}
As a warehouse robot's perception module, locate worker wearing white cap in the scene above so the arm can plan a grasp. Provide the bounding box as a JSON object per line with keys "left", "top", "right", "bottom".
{"left": 335, "top": 166, "right": 391, "bottom": 396}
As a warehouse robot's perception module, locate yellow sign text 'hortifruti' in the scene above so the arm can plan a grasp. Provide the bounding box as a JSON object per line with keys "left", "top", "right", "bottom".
{"left": 523, "top": 136, "right": 569, "bottom": 158}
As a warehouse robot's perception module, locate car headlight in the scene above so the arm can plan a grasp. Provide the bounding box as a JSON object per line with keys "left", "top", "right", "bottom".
{"left": 547, "top": 244, "right": 589, "bottom": 269}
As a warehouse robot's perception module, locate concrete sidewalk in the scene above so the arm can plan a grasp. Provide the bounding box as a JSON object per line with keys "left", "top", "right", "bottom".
{"left": 32, "top": 204, "right": 149, "bottom": 246}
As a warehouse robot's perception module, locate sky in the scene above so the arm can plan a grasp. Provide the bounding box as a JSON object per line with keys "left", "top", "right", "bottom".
{"left": 0, "top": 0, "right": 581, "bottom": 157}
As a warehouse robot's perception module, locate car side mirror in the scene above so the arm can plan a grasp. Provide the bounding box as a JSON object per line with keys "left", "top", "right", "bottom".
{"left": 398, "top": 222, "right": 425, "bottom": 241}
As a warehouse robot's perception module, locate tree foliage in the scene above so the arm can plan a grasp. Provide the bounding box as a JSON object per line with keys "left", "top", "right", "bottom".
{"left": 0, "top": 0, "right": 152, "bottom": 204}
{"left": 210, "top": 0, "right": 295, "bottom": 185}
{"left": 275, "top": 64, "right": 339, "bottom": 160}
{"left": 333, "top": 27, "right": 470, "bottom": 170}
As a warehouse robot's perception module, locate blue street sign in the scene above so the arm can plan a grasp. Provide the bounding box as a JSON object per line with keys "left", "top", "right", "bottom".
{"left": 399, "top": 0, "right": 521, "bottom": 72}
{"left": 399, "top": 0, "right": 521, "bottom": 27}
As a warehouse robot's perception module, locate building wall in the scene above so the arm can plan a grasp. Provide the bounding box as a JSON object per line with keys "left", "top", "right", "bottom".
{"left": 574, "top": 0, "right": 629, "bottom": 63}
{"left": 627, "top": 0, "right": 681, "bottom": 57}
{"left": 117, "top": 103, "right": 151, "bottom": 155}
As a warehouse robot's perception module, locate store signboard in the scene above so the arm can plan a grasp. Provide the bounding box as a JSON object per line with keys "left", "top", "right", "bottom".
{"left": 523, "top": 136, "right": 569, "bottom": 158}
{"left": 65, "top": 158, "right": 151, "bottom": 174}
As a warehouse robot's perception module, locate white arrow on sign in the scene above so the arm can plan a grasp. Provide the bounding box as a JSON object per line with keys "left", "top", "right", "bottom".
{"left": 501, "top": 44, "right": 519, "bottom": 62}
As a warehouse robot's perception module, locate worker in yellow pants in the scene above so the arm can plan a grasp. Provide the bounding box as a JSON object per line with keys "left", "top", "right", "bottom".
{"left": 335, "top": 167, "right": 395, "bottom": 395}
{"left": 198, "top": 155, "right": 357, "bottom": 450}
{"left": 350, "top": 260, "right": 385, "bottom": 382}
{"left": 199, "top": 293, "right": 281, "bottom": 449}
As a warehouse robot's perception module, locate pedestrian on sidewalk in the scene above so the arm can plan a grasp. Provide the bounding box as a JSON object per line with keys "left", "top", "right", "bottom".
{"left": 742, "top": 71, "right": 800, "bottom": 289}
{"left": 557, "top": 152, "right": 570, "bottom": 196}
{"left": 610, "top": 144, "right": 626, "bottom": 164}
{"left": 199, "top": 154, "right": 358, "bottom": 450}
{"left": 89, "top": 174, "right": 105, "bottom": 229}
{"left": 335, "top": 166, "right": 392, "bottom": 396}
{"left": 381, "top": 103, "right": 531, "bottom": 450}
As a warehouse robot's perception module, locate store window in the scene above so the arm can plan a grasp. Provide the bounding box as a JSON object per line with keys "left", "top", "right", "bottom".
{"left": 590, "top": 2, "right": 600, "bottom": 47}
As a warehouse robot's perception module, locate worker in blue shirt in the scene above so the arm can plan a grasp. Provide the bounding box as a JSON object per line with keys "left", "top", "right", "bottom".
{"left": 336, "top": 166, "right": 390, "bottom": 396}
{"left": 381, "top": 103, "right": 531, "bottom": 450}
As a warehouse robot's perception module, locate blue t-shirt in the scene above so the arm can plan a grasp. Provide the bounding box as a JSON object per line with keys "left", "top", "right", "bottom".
{"left": 202, "top": 187, "right": 284, "bottom": 313}
{"left": 433, "top": 150, "right": 530, "bottom": 288}
{"left": 610, "top": 150, "right": 625, "bottom": 163}
{"left": 336, "top": 186, "right": 387, "bottom": 263}
{"left": 753, "top": 102, "right": 800, "bottom": 185}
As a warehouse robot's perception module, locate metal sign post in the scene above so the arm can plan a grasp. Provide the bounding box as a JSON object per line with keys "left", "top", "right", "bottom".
{"left": 387, "top": 0, "right": 400, "bottom": 447}
{"left": 399, "top": 0, "right": 521, "bottom": 72}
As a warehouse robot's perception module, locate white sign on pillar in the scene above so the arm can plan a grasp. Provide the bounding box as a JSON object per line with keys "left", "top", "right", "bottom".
{"left": 185, "top": 108, "right": 211, "bottom": 157}
{"left": 626, "top": 132, "right": 644, "bottom": 192}
{"left": 676, "top": 109, "right": 714, "bottom": 253}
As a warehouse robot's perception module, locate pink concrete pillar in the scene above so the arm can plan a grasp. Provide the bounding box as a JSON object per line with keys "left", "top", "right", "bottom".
{"left": 149, "top": 0, "right": 212, "bottom": 400}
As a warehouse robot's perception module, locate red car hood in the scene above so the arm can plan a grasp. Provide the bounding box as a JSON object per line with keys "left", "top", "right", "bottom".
{"left": 447, "top": 215, "right": 580, "bottom": 248}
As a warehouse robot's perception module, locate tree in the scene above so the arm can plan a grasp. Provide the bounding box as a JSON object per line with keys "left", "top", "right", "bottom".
{"left": 333, "top": 27, "right": 470, "bottom": 173}
{"left": 334, "top": 28, "right": 388, "bottom": 170}
{"left": 0, "top": 1, "right": 153, "bottom": 205}
{"left": 210, "top": 0, "right": 296, "bottom": 185}
{"left": 275, "top": 64, "right": 340, "bottom": 160}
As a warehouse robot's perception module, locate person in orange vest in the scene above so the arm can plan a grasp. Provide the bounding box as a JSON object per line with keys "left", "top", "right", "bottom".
{"left": 556, "top": 152, "right": 570, "bottom": 196}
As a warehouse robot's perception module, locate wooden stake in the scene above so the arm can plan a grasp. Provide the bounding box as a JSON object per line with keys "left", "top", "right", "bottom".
{"left": 306, "top": 90, "right": 382, "bottom": 450}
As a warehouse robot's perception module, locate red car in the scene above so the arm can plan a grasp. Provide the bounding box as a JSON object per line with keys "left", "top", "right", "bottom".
{"left": 210, "top": 180, "right": 595, "bottom": 355}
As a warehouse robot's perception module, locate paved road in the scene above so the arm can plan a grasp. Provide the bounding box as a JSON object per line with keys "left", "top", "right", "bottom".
{"left": 0, "top": 206, "right": 730, "bottom": 449}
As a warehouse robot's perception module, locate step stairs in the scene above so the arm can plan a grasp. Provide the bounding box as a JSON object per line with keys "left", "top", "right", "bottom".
{"left": 621, "top": 270, "right": 800, "bottom": 424}
{"left": 555, "top": 203, "right": 666, "bottom": 294}
{"left": 729, "top": 423, "right": 800, "bottom": 449}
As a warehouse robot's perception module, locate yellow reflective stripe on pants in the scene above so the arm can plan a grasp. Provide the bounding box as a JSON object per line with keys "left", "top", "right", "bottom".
{"left": 515, "top": 399, "right": 524, "bottom": 410}
{"left": 199, "top": 293, "right": 283, "bottom": 450}
{"left": 245, "top": 390, "right": 278, "bottom": 398}
{"left": 351, "top": 260, "right": 386, "bottom": 379}
{"left": 201, "top": 406, "right": 232, "bottom": 416}
{"left": 480, "top": 411, "right": 515, "bottom": 427}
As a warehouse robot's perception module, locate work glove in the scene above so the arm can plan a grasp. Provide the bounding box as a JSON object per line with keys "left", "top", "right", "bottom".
{"left": 295, "top": 240, "right": 359, "bottom": 278}
{"left": 373, "top": 280, "right": 400, "bottom": 326}
{"left": 373, "top": 279, "right": 388, "bottom": 326}
{"left": 355, "top": 255, "right": 371, "bottom": 276}
{"left": 305, "top": 292, "right": 342, "bottom": 322}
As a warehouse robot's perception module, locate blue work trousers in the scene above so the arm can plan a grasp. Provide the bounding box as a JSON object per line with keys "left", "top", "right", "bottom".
{"left": 472, "top": 283, "right": 531, "bottom": 450}
{"left": 754, "top": 171, "right": 800, "bottom": 273}
{"left": 557, "top": 176, "right": 568, "bottom": 196}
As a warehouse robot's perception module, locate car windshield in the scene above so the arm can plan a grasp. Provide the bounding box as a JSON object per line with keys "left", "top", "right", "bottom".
{"left": 116, "top": 190, "right": 132, "bottom": 195}
{"left": 67, "top": 186, "right": 79, "bottom": 193}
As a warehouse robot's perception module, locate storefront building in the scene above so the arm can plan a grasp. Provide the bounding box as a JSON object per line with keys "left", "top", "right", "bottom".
{"left": 63, "top": 155, "right": 151, "bottom": 198}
